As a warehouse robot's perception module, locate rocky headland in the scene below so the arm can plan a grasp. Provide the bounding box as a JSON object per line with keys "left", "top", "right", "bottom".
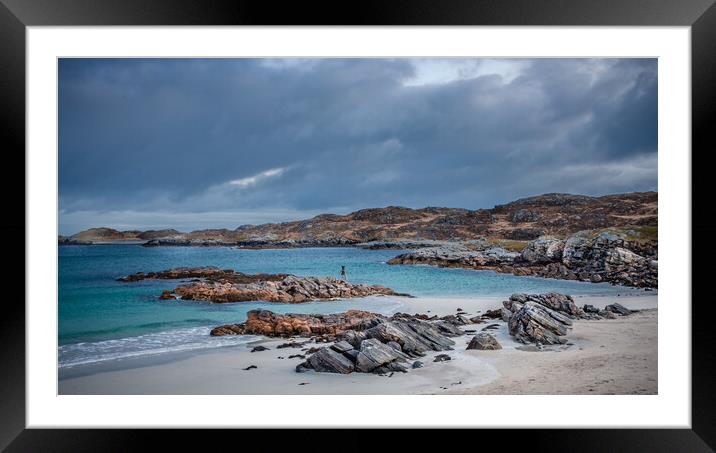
{"left": 208, "top": 292, "right": 637, "bottom": 375}
{"left": 59, "top": 191, "right": 656, "bottom": 248}
{"left": 388, "top": 227, "right": 657, "bottom": 288}
{"left": 117, "top": 267, "right": 409, "bottom": 303}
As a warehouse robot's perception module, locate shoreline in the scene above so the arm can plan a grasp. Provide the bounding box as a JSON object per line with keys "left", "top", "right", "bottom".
{"left": 59, "top": 294, "right": 657, "bottom": 395}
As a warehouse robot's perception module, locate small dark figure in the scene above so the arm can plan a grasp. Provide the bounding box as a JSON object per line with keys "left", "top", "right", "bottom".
{"left": 340, "top": 265, "right": 347, "bottom": 281}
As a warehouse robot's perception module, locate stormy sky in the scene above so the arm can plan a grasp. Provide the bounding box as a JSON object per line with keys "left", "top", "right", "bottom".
{"left": 59, "top": 58, "right": 657, "bottom": 234}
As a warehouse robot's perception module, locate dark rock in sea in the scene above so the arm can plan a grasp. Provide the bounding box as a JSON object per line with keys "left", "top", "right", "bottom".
{"left": 412, "top": 361, "right": 424, "bottom": 369}
{"left": 243, "top": 365, "right": 257, "bottom": 370}
{"left": 433, "top": 354, "right": 451, "bottom": 362}
{"left": 159, "top": 290, "right": 174, "bottom": 300}
{"left": 467, "top": 332, "right": 502, "bottom": 350}
{"left": 288, "top": 354, "right": 306, "bottom": 359}
{"left": 250, "top": 346, "right": 270, "bottom": 352}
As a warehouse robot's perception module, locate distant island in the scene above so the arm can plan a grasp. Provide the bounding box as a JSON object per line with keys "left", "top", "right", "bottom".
{"left": 59, "top": 191, "right": 657, "bottom": 289}
{"left": 59, "top": 191, "right": 657, "bottom": 247}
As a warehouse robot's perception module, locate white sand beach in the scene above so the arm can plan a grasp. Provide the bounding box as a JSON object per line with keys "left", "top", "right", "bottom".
{"left": 58, "top": 294, "right": 657, "bottom": 395}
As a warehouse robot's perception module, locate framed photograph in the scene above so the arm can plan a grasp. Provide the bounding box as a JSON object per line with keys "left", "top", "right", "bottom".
{"left": 5, "top": 0, "right": 713, "bottom": 450}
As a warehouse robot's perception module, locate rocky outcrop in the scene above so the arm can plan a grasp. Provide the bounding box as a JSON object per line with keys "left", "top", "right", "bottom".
{"left": 211, "top": 310, "right": 385, "bottom": 337}
{"left": 294, "top": 314, "right": 463, "bottom": 374}
{"left": 213, "top": 309, "right": 463, "bottom": 375}
{"left": 507, "top": 301, "right": 573, "bottom": 345}
{"left": 171, "top": 275, "right": 408, "bottom": 303}
{"left": 501, "top": 292, "right": 636, "bottom": 344}
{"left": 118, "top": 267, "right": 287, "bottom": 284}
{"left": 387, "top": 243, "right": 519, "bottom": 268}
{"left": 119, "top": 267, "right": 409, "bottom": 303}
{"left": 389, "top": 227, "right": 657, "bottom": 288}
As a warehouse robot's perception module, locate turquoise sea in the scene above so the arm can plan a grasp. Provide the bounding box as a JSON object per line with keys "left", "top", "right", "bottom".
{"left": 58, "top": 245, "right": 645, "bottom": 368}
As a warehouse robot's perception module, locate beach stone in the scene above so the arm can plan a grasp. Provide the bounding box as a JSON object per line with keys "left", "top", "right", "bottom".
{"left": 250, "top": 345, "right": 270, "bottom": 352}
{"left": 330, "top": 340, "right": 354, "bottom": 354}
{"left": 305, "top": 347, "right": 355, "bottom": 374}
{"left": 582, "top": 304, "right": 600, "bottom": 314}
{"left": 355, "top": 338, "right": 408, "bottom": 373}
{"left": 605, "top": 303, "right": 632, "bottom": 316}
{"left": 466, "top": 332, "right": 502, "bottom": 350}
{"left": 412, "top": 361, "right": 424, "bottom": 369}
{"left": 433, "top": 354, "right": 451, "bottom": 362}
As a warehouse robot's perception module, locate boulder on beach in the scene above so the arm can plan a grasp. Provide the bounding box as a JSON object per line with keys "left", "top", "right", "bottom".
{"left": 507, "top": 301, "right": 573, "bottom": 345}
{"left": 466, "top": 332, "right": 502, "bottom": 350}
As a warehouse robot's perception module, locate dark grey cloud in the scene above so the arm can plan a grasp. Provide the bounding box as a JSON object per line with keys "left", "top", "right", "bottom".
{"left": 59, "top": 58, "right": 657, "bottom": 234}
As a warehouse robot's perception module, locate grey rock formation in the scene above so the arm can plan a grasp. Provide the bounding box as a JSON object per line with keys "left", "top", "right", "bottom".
{"left": 355, "top": 338, "right": 408, "bottom": 373}
{"left": 306, "top": 347, "right": 356, "bottom": 374}
{"left": 507, "top": 301, "right": 572, "bottom": 345}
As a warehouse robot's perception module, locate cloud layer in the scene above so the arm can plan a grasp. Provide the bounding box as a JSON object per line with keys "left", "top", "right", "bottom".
{"left": 59, "top": 58, "right": 657, "bottom": 234}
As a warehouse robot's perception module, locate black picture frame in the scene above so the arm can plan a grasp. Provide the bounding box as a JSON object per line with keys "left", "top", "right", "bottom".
{"left": 3, "top": 0, "right": 713, "bottom": 450}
